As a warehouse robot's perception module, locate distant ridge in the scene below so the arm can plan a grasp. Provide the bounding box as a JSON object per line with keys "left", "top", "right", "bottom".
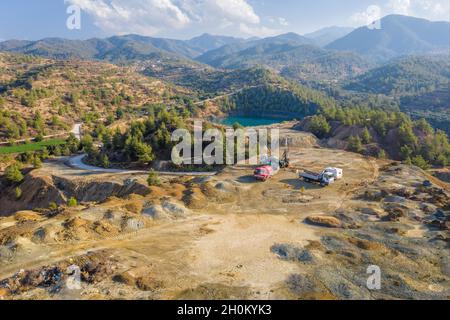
{"left": 0, "top": 33, "right": 245, "bottom": 61}
{"left": 303, "top": 26, "right": 354, "bottom": 46}
{"left": 327, "top": 14, "right": 450, "bottom": 61}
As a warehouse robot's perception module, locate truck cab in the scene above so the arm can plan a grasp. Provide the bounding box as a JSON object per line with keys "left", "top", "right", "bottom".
{"left": 320, "top": 172, "right": 335, "bottom": 186}
{"left": 254, "top": 165, "right": 274, "bottom": 181}
{"left": 324, "top": 167, "right": 343, "bottom": 180}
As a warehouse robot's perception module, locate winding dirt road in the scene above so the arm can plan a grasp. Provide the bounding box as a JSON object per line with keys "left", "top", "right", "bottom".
{"left": 67, "top": 154, "right": 217, "bottom": 176}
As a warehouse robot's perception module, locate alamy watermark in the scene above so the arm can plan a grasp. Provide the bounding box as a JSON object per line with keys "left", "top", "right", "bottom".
{"left": 66, "top": 265, "right": 81, "bottom": 290}
{"left": 171, "top": 121, "right": 280, "bottom": 167}
{"left": 66, "top": 4, "right": 81, "bottom": 30}
{"left": 366, "top": 265, "right": 381, "bottom": 290}
{"left": 365, "top": 5, "right": 382, "bottom": 30}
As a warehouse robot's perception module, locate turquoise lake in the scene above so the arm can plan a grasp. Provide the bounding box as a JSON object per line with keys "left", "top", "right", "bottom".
{"left": 220, "top": 116, "right": 289, "bottom": 127}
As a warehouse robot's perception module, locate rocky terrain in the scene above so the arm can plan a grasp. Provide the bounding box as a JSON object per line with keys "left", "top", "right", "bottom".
{"left": 431, "top": 168, "right": 450, "bottom": 184}
{"left": 0, "top": 128, "right": 448, "bottom": 300}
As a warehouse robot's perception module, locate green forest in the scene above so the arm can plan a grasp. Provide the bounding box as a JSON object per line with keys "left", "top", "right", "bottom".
{"left": 305, "top": 106, "right": 450, "bottom": 168}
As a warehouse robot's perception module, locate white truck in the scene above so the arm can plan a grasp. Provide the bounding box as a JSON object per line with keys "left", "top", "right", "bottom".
{"left": 300, "top": 170, "right": 335, "bottom": 186}
{"left": 299, "top": 167, "right": 343, "bottom": 187}
{"left": 324, "top": 167, "right": 343, "bottom": 180}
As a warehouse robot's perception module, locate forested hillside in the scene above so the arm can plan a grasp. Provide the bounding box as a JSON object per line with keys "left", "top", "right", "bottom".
{"left": 143, "top": 64, "right": 281, "bottom": 96}
{"left": 345, "top": 55, "right": 450, "bottom": 96}
{"left": 218, "top": 81, "right": 336, "bottom": 119}
{"left": 197, "top": 43, "right": 372, "bottom": 83}
{"left": 0, "top": 53, "right": 193, "bottom": 142}
{"left": 344, "top": 55, "right": 450, "bottom": 132}
{"left": 300, "top": 106, "right": 450, "bottom": 168}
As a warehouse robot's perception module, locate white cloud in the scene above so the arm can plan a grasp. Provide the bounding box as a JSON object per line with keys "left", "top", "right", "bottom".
{"left": 66, "top": 0, "right": 268, "bottom": 36}
{"left": 239, "top": 23, "right": 280, "bottom": 37}
{"left": 350, "top": 5, "right": 382, "bottom": 26}
{"left": 387, "top": 0, "right": 411, "bottom": 15}
{"left": 67, "top": 0, "right": 191, "bottom": 35}
{"left": 268, "top": 16, "right": 289, "bottom": 27}
{"left": 393, "top": 0, "right": 450, "bottom": 20}
{"left": 278, "top": 17, "right": 289, "bottom": 27}
{"left": 414, "top": 0, "right": 449, "bottom": 18}
{"left": 203, "top": 0, "right": 260, "bottom": 24}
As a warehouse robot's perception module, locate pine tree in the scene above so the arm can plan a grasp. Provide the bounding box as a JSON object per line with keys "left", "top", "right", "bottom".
{"left": 67, "top": 197, "right": 78, "bottom": 207}
{"left": 411, "top": 155, "right": 430, "bottom": 170}
{"left": 5, "top": 164, "right": 24, "bottom": 184}
{"left": 377, "top": 149, "right": 386, "bottom": 159}
{"left": 33, "top": 156, "right": 42, "bottom": 169}
{"left": 147, "top": 170, "right": 161, "bottom": 187}
{"left": 347, "top": 135, "right": 363, "bottom": 153}
{"left": 308, "top": 115, "right": 330, "bottom": 139}
{"left": 361, "top": 127, "right": 372, "bottom": 144}
{"left": 15, "top": 187, "right": 22, "bottom": 200}
{"left": 101, "top": 154, "right": 110, "bottom": 168}
{"left": 49, "top": 202, "right": 58, "bottom": 211}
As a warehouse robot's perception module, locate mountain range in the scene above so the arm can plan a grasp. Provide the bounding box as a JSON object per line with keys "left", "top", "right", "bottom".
{"left": 327, "top": 15, "right": 450, "bottom": 61}
{"left": 0, "top": 14, "right": 448, "bottom": 127}
{"left": 303, "top": 26, "right": 354, "bottom": 46}
{"left": 196, "top": 41, "right": 373, "bottom": 83}
{"left": 1, "top": 15, "right": 447, "bottom": 66}
{"left": 0, "top": 34, "right": 232, "bottom": 61}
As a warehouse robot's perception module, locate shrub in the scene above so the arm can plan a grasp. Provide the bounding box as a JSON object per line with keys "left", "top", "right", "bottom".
{"left": 347, "top": 135, "right": 363, "bottom": 153}
{"left": 5, "top": 164, "right": 24, "bottom": 184}
{"left": 400, "top": 145, "right": 413, "bottom": 160}
{"left": 52, "top": 145, "right": 62, "bottom": 156}
{"left": 66, "top": 133, "right": 80, "bottom": 153}
{"left": 147, "top": 170, "right": 161, "bottom": 187}
{"left": 35, "top": 133, "right": 44, "bottom": 142}
{"left": 436, "top": 154, "right": 448, "bottom": 167}
{"left": 411, "top": 155, "right": 430, "bottom": 170}
{"left": 67, "top": 197, "right": 78, "bottom": 207}
{"left": 15, "top": 187, "right": 22, "bottom": 200}
{"left": 49, "top": 202, "right": 58, "bottom": 211}
{"left": 101, "top": 155, "right": 110, "bottom": 168}
{"left": 81, "top": 134, "right": 94, "bottom": 152}
{"left": 361, "top": 127, "right": 372, "bottom": 144}
{"left": 377, "top": 149, "right": 386, "bottom": 159}
{"left": 404, "top": 157, "right": 413, "bottom": 166}
{"left": 33, "top": 156, "right": 42, "bottom": 169}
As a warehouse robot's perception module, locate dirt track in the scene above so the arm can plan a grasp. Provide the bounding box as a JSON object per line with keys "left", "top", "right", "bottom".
{"left": 2, "top": 126, "right": 449, "bottom": 300}
{"left": 0, "top": 128, "right": 384, "bottom": 299}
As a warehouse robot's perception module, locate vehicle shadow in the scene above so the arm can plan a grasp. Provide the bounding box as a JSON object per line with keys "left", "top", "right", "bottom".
{"left": 237, "top": 175, "right": 259, "bottom": 184}
{"left": 280, "top": 179, "right": 322, "bottom": 190}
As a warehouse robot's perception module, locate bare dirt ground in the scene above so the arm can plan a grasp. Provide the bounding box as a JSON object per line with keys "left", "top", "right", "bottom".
{"left": 0, "top": 129, "right": 448, "bottom": 300}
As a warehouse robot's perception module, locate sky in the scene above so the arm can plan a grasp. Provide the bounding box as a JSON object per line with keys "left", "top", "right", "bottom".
{"left": 0, "top": 0, "right": 449, "bottom": 41}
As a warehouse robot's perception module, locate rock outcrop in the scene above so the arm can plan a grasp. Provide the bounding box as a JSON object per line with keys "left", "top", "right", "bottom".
{"left": 0, "top": 170, "right": 150, "bottom": 216}
{"left": 305, "top": 215, "right": 342, "bottom": 228}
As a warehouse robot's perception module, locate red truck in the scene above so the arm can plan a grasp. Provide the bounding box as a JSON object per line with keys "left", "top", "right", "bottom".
{"left": 254, "top": 165, "right": 276, "bottom": 182}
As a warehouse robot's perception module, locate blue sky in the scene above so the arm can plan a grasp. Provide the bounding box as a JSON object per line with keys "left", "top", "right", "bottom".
{"left": 1, "top": 0, "right": 449, "bottom": 40}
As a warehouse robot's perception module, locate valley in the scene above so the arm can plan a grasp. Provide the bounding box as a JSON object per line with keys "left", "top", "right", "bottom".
{"left": 0, "top": 11, "right": 449, "bottom": 301}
